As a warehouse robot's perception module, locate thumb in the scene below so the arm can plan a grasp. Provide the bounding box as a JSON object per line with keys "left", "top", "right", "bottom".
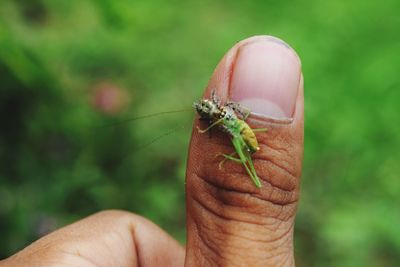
{"left": 185, "top": 36, "right": 303, "bottom": 266}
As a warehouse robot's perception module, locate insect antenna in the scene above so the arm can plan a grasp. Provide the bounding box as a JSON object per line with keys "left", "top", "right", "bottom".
{"left": 114, "top": 124, "right": 188, "bottom": 165}
{"left": 98, "top": 108, "right": 193, "bottom": 129}
{"left": 136, "top": 124, "right": 188, "bottom": 151}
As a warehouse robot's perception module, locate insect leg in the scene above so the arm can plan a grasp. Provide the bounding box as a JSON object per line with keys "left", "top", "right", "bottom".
{"left": 199, "top": 118, "right": 214, "bottom": 138}
{"left": 217, "top": 152, "right": 241, "bottom": 169}
{"left": 221, "top": 153, "right": 241, "bottom": 162}
{"left": 251, "top": 128, "right": 268, "bottom": 132}
{"left": 232, "top": 137, "right": 261, "bottom": 188}
{"left": 226, "top": 102, "right": 251, "bottom": 120}
{"left": 211, "top": 89, "right": 221, "bottom": 107}
{"left": 243, "top": 151, "right": 262, "bottom": 188}
{"left": 197, "top": 118, "right": 224, "bottom": 133}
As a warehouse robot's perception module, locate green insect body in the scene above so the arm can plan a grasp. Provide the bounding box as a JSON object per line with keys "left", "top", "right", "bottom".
{"left": 193, "top": 91, "right": 266, "bottom": 188}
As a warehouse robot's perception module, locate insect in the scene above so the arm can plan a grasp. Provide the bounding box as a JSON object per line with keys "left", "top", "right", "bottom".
{"left": 193, "top": 90, "right": 267, "bottom": 188}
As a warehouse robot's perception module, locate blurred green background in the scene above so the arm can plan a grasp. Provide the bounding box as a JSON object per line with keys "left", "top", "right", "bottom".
{"left": 1, "top": 0, "right": 399, "bottom": 266}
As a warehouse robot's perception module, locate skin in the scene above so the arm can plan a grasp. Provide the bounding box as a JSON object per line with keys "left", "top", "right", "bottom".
{"left": 0, "top": 35, "right": 303, "bottom": 267}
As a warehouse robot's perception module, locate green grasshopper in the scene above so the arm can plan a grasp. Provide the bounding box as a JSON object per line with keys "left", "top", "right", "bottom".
{"left": 193, "top": 90, "right": 267, "bottom": 188}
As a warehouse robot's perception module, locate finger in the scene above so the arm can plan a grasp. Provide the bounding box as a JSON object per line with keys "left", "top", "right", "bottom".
{"left": 185, "top": 36, "right": 303, "bottom": 266}
{"left": 2, "top": 210, "right": 184, "bottom": 267}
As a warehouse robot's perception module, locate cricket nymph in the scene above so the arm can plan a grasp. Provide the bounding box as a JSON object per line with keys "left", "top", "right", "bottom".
{"left": 193, "top": 90, "right": 267, "bottom": 188}
{"left": 193, "top": 93, "right": 260, "bottom": 152}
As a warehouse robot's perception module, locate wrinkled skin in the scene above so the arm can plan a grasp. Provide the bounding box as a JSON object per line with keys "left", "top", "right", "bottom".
{"left": 1, "top": 35, "right": 303, "bottom": 267}
{"left": 185, "top": 36, "right": 303, "bottom": 266}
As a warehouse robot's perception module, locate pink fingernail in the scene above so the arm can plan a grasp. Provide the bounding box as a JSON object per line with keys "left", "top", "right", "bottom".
{"left": 230, "top": 38, "right": 301, "bottom": 119}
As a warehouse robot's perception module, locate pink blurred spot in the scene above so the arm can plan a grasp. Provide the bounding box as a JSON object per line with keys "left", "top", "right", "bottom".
{"left": 92, "top": 83, "right": 130, "bottom": 114}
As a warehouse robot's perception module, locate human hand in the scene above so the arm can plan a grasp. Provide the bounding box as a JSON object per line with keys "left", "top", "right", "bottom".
{"left": 1, "top": 35, "right": 303, "bottom": 267}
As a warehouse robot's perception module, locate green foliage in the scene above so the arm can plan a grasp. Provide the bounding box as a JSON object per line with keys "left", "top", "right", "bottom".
{"left": 0, "top": 0, "right": 399, "bottom": 266}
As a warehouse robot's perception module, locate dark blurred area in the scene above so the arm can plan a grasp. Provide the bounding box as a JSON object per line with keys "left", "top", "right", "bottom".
{"left": 0, "top": 0, "right": 399, "bottom": 266}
